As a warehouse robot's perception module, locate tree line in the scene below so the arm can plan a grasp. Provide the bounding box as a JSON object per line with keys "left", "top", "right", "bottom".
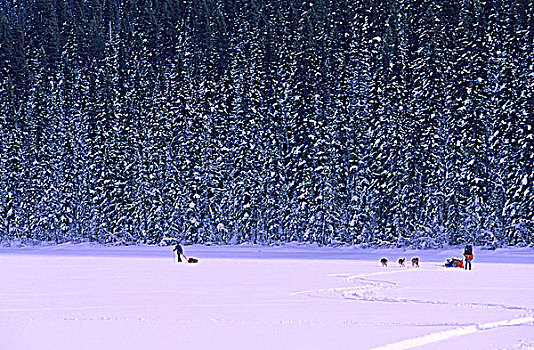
{"left": 0, "top": 0, "right": 533, "bottom": 247}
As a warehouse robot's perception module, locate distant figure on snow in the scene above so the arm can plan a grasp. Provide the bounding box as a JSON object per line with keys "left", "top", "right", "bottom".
{"left": 398, "top": 257, "right": 406, "bottom": 267}
{"left": 173, "top": 243, "right": 185, "bottom": 263}
{"left": 463, "top": 244, "right": 474, "bottom": 270}
{"left": 380, "top": 257, "right": 388, "bottom": 267}
{"left": 411, "top": 257, "right": 420, "bottom": 268}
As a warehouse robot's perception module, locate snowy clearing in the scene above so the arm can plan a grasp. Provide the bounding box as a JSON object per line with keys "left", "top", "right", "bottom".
{"left": 1, "top": 244, "right": 534, "bottom": 350}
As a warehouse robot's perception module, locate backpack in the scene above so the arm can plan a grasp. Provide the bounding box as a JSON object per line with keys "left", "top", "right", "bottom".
{"left": 464, "top": 245, "right": 473, "bottom": 255}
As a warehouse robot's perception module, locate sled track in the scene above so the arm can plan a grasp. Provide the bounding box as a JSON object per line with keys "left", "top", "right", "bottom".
{"left": 292, "top": 268, "right": 534, "bottom": 350}
{"left": 293, "top": 269, "right": 533, "bottom": 313}
{"left": 369, "top": 316, "right": 534, "bottom": 350}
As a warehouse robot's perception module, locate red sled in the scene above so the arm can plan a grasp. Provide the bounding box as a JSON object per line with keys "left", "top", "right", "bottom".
{"left": 445, "top": 258, "right": 464, "bottom": 268}
{"left": 187, "top": 257, "right": 198, "bottom": 263}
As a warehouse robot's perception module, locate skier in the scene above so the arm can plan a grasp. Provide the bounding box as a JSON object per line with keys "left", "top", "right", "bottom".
{"left": 463, "top": 244, "right": 473, "bottom": 270}
{"left": 173, "top": 243, "right": 185, "bottom": 263}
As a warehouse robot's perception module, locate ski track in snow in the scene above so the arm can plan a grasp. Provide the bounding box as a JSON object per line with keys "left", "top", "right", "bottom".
{"left": 370, "top": 316, "right": 534, "bottom": 350}
{"left": 292, "top": 268, "right": 534, "bottom": 350}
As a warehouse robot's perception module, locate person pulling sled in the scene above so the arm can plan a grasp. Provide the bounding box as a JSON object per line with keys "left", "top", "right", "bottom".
{"left": 463, "top": 244, "right": 474, "bottom": 270}
{"left": 173, "top": 243, "right": 198, "bottom": 264}
{"left": 173, "top": 243, "right": 185, "bottom": 263}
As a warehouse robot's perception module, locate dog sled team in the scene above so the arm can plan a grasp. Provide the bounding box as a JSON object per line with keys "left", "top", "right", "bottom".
{"left": 380, "top": 245, "right": 474, "bottom": 270}
{"left": 380, "top": 256, "right": 419, "bottom": 268}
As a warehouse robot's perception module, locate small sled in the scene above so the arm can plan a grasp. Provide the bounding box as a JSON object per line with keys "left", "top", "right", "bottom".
{"left": 444, "top": 258, "right": 464, "bottom": 268}
{"left": 187, "top": 257, "right": 198, "bottom": 263}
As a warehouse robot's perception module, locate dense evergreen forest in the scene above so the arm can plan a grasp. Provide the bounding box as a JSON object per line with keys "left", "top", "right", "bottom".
{"left": 0, "top": 0, "right": 533, "bottom": 247}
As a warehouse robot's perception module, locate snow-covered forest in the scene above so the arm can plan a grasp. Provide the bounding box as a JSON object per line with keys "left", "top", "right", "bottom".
{"left": 0, "top": 0, "right": 532, "bottom": 247}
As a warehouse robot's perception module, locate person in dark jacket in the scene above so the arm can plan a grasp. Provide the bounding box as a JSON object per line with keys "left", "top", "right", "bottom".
{"left": 173, "top": 243, "right": 185, "bottom": 263}
{"left": 463, "top": 244, "right": 474, "bottom": 270}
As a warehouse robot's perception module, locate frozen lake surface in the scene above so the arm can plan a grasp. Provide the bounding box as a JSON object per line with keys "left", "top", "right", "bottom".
{"left": 1, "top": 244, "right": 533, "bottom": 350}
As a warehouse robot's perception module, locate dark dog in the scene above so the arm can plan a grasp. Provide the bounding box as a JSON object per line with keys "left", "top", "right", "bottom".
{"left": 411, "top": 257, "right": 420, "bottom": 268}
{"left": 380, "top": 257, "right": 388, "bottom": 267}
{"left": 398, "top": 258, "right": 406, "bottom": 267}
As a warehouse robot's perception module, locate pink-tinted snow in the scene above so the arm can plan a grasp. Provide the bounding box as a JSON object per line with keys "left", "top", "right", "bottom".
{"left": 1, "top": 244, "right": 533, "bottom": 350}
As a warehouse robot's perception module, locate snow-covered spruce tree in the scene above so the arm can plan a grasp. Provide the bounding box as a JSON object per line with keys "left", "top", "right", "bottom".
{"left": 400, "top": 0, "right": 454, "bottom": 247}
{"left": 0, "top": 75, "right": 21, "bottom": 242}
{"left": 339, "top": 0, "right": 376, "bottom": 246}
{"left": 126, "top": 0, "right": 167, "bottom": 244}
{"left": 496, "top": 0, "right": 534, "bottom": 246}
{"left": 355, "top": 0, "right": 402, "bottom": 246}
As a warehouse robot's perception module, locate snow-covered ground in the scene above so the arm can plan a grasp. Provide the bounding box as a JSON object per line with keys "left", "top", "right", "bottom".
{"left": 1, "top": 244, "right": 533, "bottom": 350}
